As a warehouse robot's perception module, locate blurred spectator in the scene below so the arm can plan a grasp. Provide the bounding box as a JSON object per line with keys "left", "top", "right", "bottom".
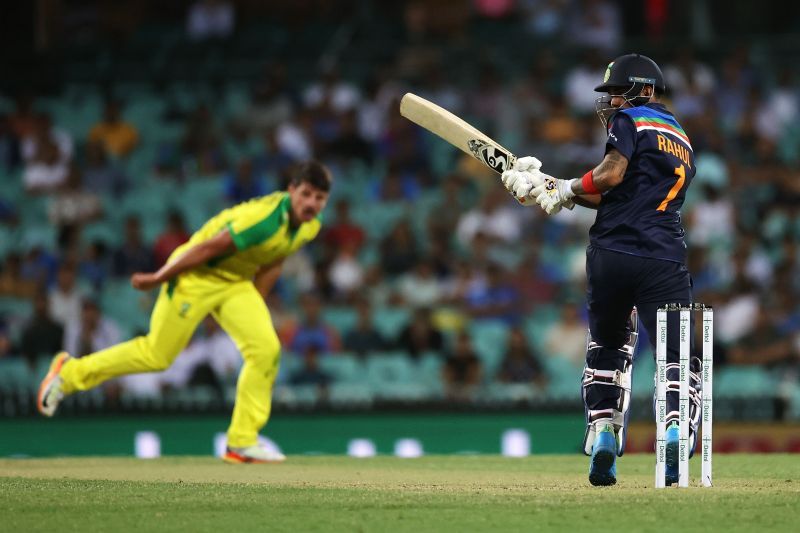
{"left": 23, "top": 133, "right": 70, "bottom": 194}
{"left": 456, "top": 189, "right": 523, "bottom": 246}
{"left": 186, "top": 0, "right": 235, "bottom": 41}
{"left": 324, "top": 110, "right": 373, "bottom": 164}
{"left": 19, "top": 290, "right": 64, "bottom": 368}
{"left": 0, "top": 114, "right": 19, "bottom": 170}
{"left": 563, "top": 50, "right": 606, "bottom": 115}
{"left": 442, "top": 331, "right": 483, "bottom": 400}
{"left": 182, "top": 104, "right": 226, "bottom": 174}
{"left": 395, "top": 307, "right": 444, "bottom": 359}
{"left": 725, "top": 307, "right": 800, "bottom": 366}
{"left": 343, "top": 299, "right": 387, "bottom": 356}
{"left": 21, "top": 113, "right": 73, "bottom": 164}
{"left": 688, "top": 184, "right": 735, "bottom": 249}
{"left": 83, "top": 141, "right": 127, "bottom": 198}
{"left": 247, "top": 66, "right": 293, "bottom": 133}
{"left": 544, "top": 302, "right": 589, "bottom": 368}
{"left": 89, "top": 101, "right": 139, "bottom": 158}
{"left": 153, "top": 210, "right": 190, "bottom": 268}
{"left": 0, "top": 322, "right": 15, "bottom": 360}
{"left": 497, "top": 327, "right": 547, "bottom": 387}
{"left": 47, "top": 165, "right": 103, "bottom": 229}
{"left": 0, "top": 253, "right": 38, "bottom": 298}
{"left": 20, "top": 247, "right": 57, "bottom": 288}
{"left": 288, "top": 293, "right": 341, "bottom": 354}
{"left": 253, "top": 129, "right": 295, "bottom": 179}
{"left": 303, "top": 67, "right": 360, "bottom": 114}
{"left": 290, "top": 347, "right": 332, "bottom": 391}
{"left": 327, "top": 240, "right": 365, "bottom": 300}
{"left": 323, "top": 199, "right": 365, "bottom": 252}
{"left": 48, "top": 262, "right": 86, "bottom": 327}
{"left": 565, "top": 0, "right": 621, "bottom": 52}
{"left": 63, "top": 298, "right": 121, "bottom": 357}
{"left": 396, "top": 260, "right": 443, "bottom": 308}
{"left": 380, "top": 220, "right": 420, "bottom": 277}
{"left": 7, "top": 95, "right": 37, "bottom": 140}
{"left": 372, "top": 164, "right": 421, "bottom": 202}
{"left": 113, "top": 216, "right": 154, "bottom": 277}
{"left": 78, "top": 241, "right": 111, "bottom": 290}
{"left": 521, "top": 0, "right": 567, "bottom": 37}
{"left": 465, "top": 263, "right": 521, "bottom": 325}
{"left": 224, "top": 159, "right": 265, "bottom": 204}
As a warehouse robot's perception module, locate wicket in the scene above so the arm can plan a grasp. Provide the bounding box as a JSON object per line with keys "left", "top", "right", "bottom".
{"left": 655, "top": 303, "right": 713, "bottom": 488}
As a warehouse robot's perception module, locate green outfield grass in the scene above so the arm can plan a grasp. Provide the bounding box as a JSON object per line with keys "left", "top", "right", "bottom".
{"left": 1, "top": 455, "right": 798, "bottom": 532}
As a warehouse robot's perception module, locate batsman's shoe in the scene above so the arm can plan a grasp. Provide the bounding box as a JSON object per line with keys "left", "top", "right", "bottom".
{"left": 223, "top": 445, "right": 286, "bottom": 464}
{"left": 589, "top": 423, "right": 617, "bottom": 486}
{"left": 665, "top": 421, "right": 680, "bottom": 486}
{"left": 37, "top": 352, "right": 71, "bottom": 417}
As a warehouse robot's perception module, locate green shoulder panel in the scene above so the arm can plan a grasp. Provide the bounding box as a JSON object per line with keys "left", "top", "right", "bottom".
{"left": 228, "top": 195, "right": 288, "bottom": 250}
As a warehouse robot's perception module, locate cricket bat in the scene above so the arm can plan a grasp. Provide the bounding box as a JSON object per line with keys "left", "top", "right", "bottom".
{"left": 399, "top": 92, "right": 533, "bottom": 205}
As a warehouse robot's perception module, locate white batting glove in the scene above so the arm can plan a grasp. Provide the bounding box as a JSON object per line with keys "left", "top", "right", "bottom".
{"left": 531, "top": 175, "right": 577, "bottom": 215}
{"left": 514, "top": 156, "right": 542, "bottom": 172}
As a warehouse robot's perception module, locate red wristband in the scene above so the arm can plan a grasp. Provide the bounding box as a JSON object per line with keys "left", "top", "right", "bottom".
{"left": 581, "top": 170, "right": 600, "bottom": 195}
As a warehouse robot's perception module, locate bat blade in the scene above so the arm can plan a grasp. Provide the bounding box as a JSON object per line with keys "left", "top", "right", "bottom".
{"left": 400, "top": 93, "right": 531, "bottom": 204}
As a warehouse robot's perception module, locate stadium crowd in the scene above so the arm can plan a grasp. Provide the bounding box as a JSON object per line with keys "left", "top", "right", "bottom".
{"left": 0, "top": 0, "right": 799, "bottom": 416}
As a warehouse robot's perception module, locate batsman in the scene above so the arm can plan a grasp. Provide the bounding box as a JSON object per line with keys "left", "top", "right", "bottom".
{"left": 502, "top": 54, "right": 699, "bottom": 486}
{"left": 38, "top": 161, "right": 332, "bottom": 464}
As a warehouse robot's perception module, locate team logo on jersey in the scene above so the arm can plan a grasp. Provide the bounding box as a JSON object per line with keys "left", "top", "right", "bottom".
{"left": 178, "top": 302, "right": 191, "bottom": 318}
{"left": 468, "top": 139, "right": 514, "bottom": 173}
{"left": 604, "top": 62, "right": 614, "bottom": 83}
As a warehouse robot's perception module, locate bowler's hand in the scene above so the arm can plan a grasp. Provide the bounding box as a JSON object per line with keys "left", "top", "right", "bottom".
{"left": 131, "top": 272, "right": 163, "bottom": 291}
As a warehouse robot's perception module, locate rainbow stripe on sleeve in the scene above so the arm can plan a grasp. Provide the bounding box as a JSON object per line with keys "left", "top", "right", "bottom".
{"left": 627, "top": 111, "right": 692, "bottom": 150}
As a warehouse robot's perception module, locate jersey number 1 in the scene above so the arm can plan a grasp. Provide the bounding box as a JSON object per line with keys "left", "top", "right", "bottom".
{"left": 657, "top": 165, "right": 686, "bottom": 211}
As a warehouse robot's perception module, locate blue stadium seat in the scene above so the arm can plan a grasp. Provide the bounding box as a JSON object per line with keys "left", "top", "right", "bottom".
{"left": 318, "top": 353, "right": 364, "bottom": 384}
{"left": 0, "top": 358, "right": 32, "bottom": 393}
{"left": 328, "top": 382, "right": 373, "bottom": 407}
{"left": 469, "top": 320, "right": 509, "bottom": 376}
{"left": 372, "top": 307, "right": 410, "bottom": 339}
{"left": 715, "top": 366, "right": 776, "bottom": 399}
{"left": 321, "top": 306, "right": 358, "bottom": 336}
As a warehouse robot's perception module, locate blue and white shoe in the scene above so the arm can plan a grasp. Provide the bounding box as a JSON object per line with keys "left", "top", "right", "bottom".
{"left": 665, "top": 421, "right": 680, "bottom": 486}
{"left": 589, "top": 424, "right": 617, "bottom": 486}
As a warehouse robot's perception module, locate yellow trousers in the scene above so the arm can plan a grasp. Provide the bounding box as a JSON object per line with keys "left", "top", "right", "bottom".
{"left": 60, "top": 272, "right": 281, "bottom": 448}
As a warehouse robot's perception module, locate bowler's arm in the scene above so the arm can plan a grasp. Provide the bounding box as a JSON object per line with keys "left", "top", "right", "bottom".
{"left": 131, "top": 230, "right": 235, "bottom": 291}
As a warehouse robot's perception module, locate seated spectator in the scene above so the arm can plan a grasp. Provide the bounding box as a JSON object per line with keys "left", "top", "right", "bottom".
{"left": 497, "top": 327, "right": 547, "bottom": 388}
{"left": 327, "top": 240, "right": 365, "bottom": 301}
{"left": 396, "top": 307, "right": 444, "bottom": 359}
{"left": 8, "top": 95, "right": 37, "bottom": 141}
{"left": 224, "top": 159, "right": 265, "bottom": 205}
{"left": 396, "top": 260, "right": 443, "bottom": 308}
{"left": 23, "top": 133, "right": 70, "bottom": 193}
{"left": 78, "top": 241, "right": 111, "bottom": 291}
{"left": 83, "top": 141, "right": 127, "bottom": 198}
{"left": 253, "top": 129, "right": 294, "bottom": 179}
{"left": 323, "top": 199, "right": 365, "bottom": 252}
{"left": 19, "top": 290, "right": 64, "bottom": 369}
{"left": 343, "top": 299, "right": 387, "bottom": 356}
{"left": 47, "top": 164, "right": 103, "bottom": 235}
{"left": 113, "top": 216, "right": 154, "bottom": 277}
{"left": 48, "top": 262, "right": 86, "bottom": 327}
{"left": 89, "top": 101, "right": 139, "bottom": 158}
{"left": 288, "top": 293, "right": 341, "bottom": 354}
{"left": 544, "top": 302, "right": 589, "bottom": 368}
{"left": 0, "top": 253, "right": 38, "bottom": 298}
{"left": 442, "top": 331, "right": 483, "bottom": 400}
{"left": 290, "top": 347, "right": 332, "bottom": 391}
{"left": 20, "top": 246, "right": 57, "bottom": 288}
{"left": 64, "top": 298, "right": 121, "bottom": 357}
{"left": 380, "top": 220, "right": 419, "bottom": 277}
{"left": 21, "top": 112, "right": 73, "bottom": 164}
{"left": 455, "top": 188, "right": 523, "bottom": 246}
{"left": 181, "top": 104, "right": 227, "bottom": 174}
{"left": 153, "top": 210, "right": 191, "bottom": 268}
{"left": 371, "top": 165, "right": 421, "bottom": 202}
{"left": 465, "top": 263, "right": 521, "bottom": 325}
{"left": 186, "top": 0, "right": 235, "bottom": 41}
{"left": 0, "top": 322, "right": 15, "bottom": 360}
{"left": 725, "top": 307, "right": 800, "bottom": 367}
{"left": 323, "top": 109, "right": 373, "bottom": 165}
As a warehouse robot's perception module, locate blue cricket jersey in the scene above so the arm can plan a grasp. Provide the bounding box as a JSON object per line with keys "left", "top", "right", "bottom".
{"left": 589, "top": 103, "right": 695, "bottom": 264}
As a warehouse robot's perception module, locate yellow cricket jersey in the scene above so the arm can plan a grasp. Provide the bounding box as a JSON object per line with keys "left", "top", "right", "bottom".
{"left": 170, "top": 191, "right": 321, "bottom": 282}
